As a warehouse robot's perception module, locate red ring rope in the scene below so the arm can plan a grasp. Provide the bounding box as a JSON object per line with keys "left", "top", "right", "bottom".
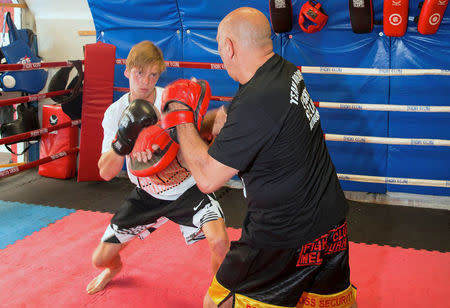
{"left": 0, "top": 119, "right": 81, "bottom": 145}
{"left": 0, "top": 147, "right": 79, "bottom": 179}
{"left": 0, "top": 61, "right": 77, "bottom": 72}
{"left": 0, "top": 90, "right": 71, "bottom": 108}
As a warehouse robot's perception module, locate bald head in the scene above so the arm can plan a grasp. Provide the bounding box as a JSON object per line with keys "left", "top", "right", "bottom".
{"left": 218, "top": 7, "right": 273, "bottom": 51}
{"left": 217, "top": 7, "right": 274, "bottom": 84}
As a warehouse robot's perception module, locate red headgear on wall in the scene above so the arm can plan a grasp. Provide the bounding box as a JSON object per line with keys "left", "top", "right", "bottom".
{"left": 298, "top": 0, "right": 328, "bottom": 33}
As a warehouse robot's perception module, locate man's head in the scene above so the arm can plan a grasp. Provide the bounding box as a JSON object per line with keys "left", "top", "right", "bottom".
{"left": 217, "top": 7, "right": 273, "bottom": 83}
{"left": 125, "top": 41, "right": 165, "bottom": 101}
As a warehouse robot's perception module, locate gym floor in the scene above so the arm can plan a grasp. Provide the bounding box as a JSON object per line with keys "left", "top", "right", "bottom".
{"left": 1, "top": 169, "right": 449, "bottom": 253}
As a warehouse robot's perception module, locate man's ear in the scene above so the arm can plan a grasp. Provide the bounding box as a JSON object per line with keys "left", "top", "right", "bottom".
{"left": 124, "top": 68, "right": 130, "bottom": 78}
{"left": 225, "top": 38, "right": 235, "bottom": 59}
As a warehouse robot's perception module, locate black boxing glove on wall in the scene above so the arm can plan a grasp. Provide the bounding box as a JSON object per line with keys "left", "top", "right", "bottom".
{"left": 112, "top": 99, "right": 158, "bottom": 156}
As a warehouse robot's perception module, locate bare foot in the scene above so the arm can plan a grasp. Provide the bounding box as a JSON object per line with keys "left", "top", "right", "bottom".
{"left": 86, "top": 265, "right": 122, "bottom": 294}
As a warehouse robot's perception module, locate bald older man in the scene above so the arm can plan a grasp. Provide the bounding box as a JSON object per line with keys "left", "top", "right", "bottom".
{"left": 171, "top": 7, "right": 357, "bottom": 308}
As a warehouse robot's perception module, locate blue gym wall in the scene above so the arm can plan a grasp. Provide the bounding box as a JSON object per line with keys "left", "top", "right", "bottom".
{"left": 87, "top": 0, "right": 450, "bottom": 196}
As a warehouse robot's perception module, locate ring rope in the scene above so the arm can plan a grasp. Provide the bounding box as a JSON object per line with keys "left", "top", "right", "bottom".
{"left": 1, "top": 59, "right": 446, "bottom": 75}
{"left": 325, "top": 134, "right": 450, "bottom": 146}
{"left": 0, "top": 89, "right": 71, "bottom": 108}
{"left": 113, "top": 88, "right": 450, "bottom": 113}
{"left": 0, "top": 119, "right": 81, "bottom": 145}
{"left": 298, "top": 67, "right": 450, "bottom": 76}
{"left": 0, "top": 61, "right": 76, "bottom": 72}
{"left": 210, "top": 95, "right": 231, "bottom": 102}
{"left": 113, "top": 87, "right": 131, "bottom": 92}
{"left": 338, "top": 173, "right": 450, "bottom": 188}
{"left": 114, "top": 59, "right": 450, "bottom": 76}
{"left": 214, "top": 97, "right": 450, "bottom": 113}
{"left": 0, "top": 147, "right": 79, "bottom": 179}
{"left": 315, "top": 102, "right": 450, "bottom": 112}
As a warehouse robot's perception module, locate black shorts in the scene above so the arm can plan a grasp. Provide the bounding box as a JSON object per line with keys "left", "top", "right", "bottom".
{"left": 209, "top": 221, "right": 357, "bottom": 308}
{"left": 101, "top": 185, "right": 224, "bottom": 245}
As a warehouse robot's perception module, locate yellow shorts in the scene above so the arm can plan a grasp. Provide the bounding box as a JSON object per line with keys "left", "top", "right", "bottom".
{"left": 208, "top": 221, "right": 357, "bottom": 307}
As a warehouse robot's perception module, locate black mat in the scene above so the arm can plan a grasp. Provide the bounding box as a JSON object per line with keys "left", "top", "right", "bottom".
{"left": 1, "top": 169, "right": 449, "bottom": 252}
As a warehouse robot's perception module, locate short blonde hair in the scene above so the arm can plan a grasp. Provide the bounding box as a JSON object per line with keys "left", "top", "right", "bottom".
{"left": 126, "top": 40, "right": 166, "bottom": 73}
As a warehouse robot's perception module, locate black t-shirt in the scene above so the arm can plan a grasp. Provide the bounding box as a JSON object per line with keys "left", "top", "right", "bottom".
{"left": 208, "top": 54, "right": 348, "bottom": 248}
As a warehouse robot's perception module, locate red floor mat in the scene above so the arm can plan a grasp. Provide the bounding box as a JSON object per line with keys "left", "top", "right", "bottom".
{"left": 349, "top": 241, "right": 450, "bottom": 307}
{"left": 0, "top": 210, "right": 448, "bottom": 308}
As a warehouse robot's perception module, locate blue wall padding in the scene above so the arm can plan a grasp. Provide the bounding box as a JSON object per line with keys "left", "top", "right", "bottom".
{"left": 87, "top": 0, "right": 450, "bottom": 196}
{"left": 0, "top": 201, "right": 75, "bottom": 249}
{"left": 388, "top": 29, "right": 450, "bottom": 196}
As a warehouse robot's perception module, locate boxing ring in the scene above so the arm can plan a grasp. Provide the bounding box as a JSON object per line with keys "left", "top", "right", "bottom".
{"left": 117, "top": 55, "right": 450, "bottom": 189}
{"left": 0, "top": 0, "right": 448, "bottom": 305}
{"left": 0, "top": 43, "right": 449, "bottom": 308}
{"left": 1, "top": 45, "right": 449, "bottom": 191}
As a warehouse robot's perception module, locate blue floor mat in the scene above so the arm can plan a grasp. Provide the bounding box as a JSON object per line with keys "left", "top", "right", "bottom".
{"left": 0, "top": 200, "right": 75, "bottom": 249}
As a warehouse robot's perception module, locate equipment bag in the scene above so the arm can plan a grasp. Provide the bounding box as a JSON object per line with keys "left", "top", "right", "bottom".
{"left": 38, "top": 104, "right": 78, "bottom": 179}
{"left": 0, "top": 12, "right": 47, "bottom": 94}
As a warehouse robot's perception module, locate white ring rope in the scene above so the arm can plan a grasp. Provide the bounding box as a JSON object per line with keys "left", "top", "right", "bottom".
{"left": 316, "top": 102, "right": 450, "bottom": 112}
{"left": 325, "top": 134, "right": 450, "bottom": 146}
{"left": 114, "top": 89, "right": 450, "bottom": 113}
{"left": 301, "top": 67, "right": 450, "bottom": 76}
{"left": 115, "top": 59, "right": 450, "bottom": 76}
{"left": 338, "top": 174, "right": 450, "bottom": 188}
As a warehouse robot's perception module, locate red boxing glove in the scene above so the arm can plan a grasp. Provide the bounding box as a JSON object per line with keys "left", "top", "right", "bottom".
{"left": 160, "top": 79, "right": 211, "bottom": 143}
{"left": 129, "top": 122, "right": 179, "bottom": 177}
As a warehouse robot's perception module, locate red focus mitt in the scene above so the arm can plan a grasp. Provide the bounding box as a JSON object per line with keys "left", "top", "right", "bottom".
{"left": 298, "top": 0, "right": 328, "bottom": 33}
{"left": 129, "top": 122, "right": 179, "bottom": 177}
{"left": 161, "top": 79, "right": 211, "bottom": 143}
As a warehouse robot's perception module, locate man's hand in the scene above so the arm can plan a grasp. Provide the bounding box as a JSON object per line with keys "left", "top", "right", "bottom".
{"left": 200, "top": 105, "right": 228, "bottom": 143}
{"left": 212, "top": 105, "right": 228, "bottom": 136}
{"left": 131, "top": 144, "right": 160, "bottom": 163}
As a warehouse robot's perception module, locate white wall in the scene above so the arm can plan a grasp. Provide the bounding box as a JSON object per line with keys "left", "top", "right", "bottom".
{"left": 1, "top": 1, "right": 96, "bottom": 156}
{"left": 26, "top": 0, "right": 96, "bottom": 61}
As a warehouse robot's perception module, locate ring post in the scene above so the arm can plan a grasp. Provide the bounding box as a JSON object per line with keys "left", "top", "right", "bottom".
{"left": 77, "top": 42, "right": 116, "bottom": 181}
